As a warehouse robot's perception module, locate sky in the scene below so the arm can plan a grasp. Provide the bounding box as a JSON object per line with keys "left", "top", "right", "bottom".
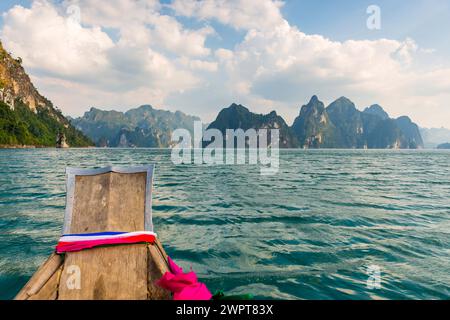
{"left": 0, "top": 0, "right": 449, "bottom": 128}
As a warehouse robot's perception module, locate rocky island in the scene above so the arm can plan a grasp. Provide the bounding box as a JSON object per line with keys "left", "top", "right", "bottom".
{"left": 204, "top": 96, "right": 424, "bottom": 149}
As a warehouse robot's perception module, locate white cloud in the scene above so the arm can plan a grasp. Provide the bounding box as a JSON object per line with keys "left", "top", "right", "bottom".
{"left": 168, "top": 0, "right": 450, "bottom": 127}
{"left": 1, "top": 0, "right": 449, "bottom": 128}
{"left": 178, "top": 57, "right": 218, "bottom": 72}
{"left": 67, "top": 0, "right": 214, "bottom": 57}
{"left": 241, "top": 26, "right": 450, "bottom": 127}
{"left": 148, "top": 14, "right": 215, "bottom": 57}
{"left": 1, "top": 0, "right": 213, "bottom": 115}
{"left": 1, "top": 0, "right": 114, "bottom": 77}
{"left": 171, "top": 0, "right": 285, "bottom": 31}
{"left": 63, "top": 0, "right": 161, "bottom": 28}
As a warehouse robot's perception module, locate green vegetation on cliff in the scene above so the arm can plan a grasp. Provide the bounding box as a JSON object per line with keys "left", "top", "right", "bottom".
{"left": 203, "top": 96, "right": 424, "bottom": 149}
{"left": 206, "top": 103, "right": 299, "bottom": 148}
{"left": 71, "top": 105, "right": 200, "bottom": 147}
{"left": 0, "top": 40, "right": 92, "bottom": 147}
{"left": 0, "top": 100, "right": 92, "bottom": 147}
{"left": 292, "top": 96, "right": 424, "bottom": 149}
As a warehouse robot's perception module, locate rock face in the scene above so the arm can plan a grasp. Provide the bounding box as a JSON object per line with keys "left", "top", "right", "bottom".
{"left": 394, "top": 116, "right": 423, "bottom": 149}
{"left": 0, "top": 41, "right": 92, "bottom": 147}
{"left": 291, "top": 95, "right": 424, "bottom": 149}
{"left": 200, "top": 97, "right": 424, "bottom": 149}
{"left": 327, "top": 96, "right": 367, "bottom": 148}
{"left": 205, "top": 103, "right": 299, "bottom": 148}
{"left": 363, "top": 104, "right": 389, "bottom": 120}
{"left": 0, "top": 48, "right": 47, "bottom": 112}
{"left": 71, "top": 105, "right": 200, "bottom": 147}
{"left": 72, "top": 97, "right": 426, "bottom": 149}
{"left": 292, "top": 96, "right": 336, "bottom": 148}
{"left": 56, "top": 132, "right": 69, "bottom": 148}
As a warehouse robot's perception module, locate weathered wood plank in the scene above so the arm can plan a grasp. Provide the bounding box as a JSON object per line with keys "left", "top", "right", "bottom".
{"left": 155, "top": 238, "right": 169, "bottom": 263}
{"left": 58, "top": 172, "right": 149, "bottom": 300}
{"left": 28, "top": 265, "right": 63, "bottom": 300}
{"left": 14, "top": 253, "right": 63, "bottom": 300}
{"left": 147, "top": 244, "right": 171, "bottom": 300}
{"left": 67, "top": 172, "right": 147, "bottom": 233}
{"left": 58, "top": 245, "right": 148, "bottom": 300}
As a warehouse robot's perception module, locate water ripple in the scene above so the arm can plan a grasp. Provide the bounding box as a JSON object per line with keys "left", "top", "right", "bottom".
{"left": 0, "top": 149, "right": 449, "bottom": 299}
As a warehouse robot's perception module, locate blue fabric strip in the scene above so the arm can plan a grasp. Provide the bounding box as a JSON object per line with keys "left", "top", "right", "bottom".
{"left": 62, "top": 231, "right": 127, "bottom": 237}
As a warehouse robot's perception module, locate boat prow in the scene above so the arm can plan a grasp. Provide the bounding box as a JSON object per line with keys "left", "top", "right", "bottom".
{"left": 15, "top": 166, "right": 171, "bottom": 300}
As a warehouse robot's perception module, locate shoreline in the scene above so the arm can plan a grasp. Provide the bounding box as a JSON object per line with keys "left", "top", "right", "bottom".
{"left": 0, "top": 145, "right": 95, "bottom": 149}
{"left": 0, "top": 144, "right": 39, "bottom": 149}
{"left": 0, "top": 145, "right": 445, "bottom": 151}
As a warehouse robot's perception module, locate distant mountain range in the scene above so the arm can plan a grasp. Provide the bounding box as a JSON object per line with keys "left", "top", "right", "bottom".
{"left": 71, "top": 105, "right": 200, "bottom": 147}
{"left": 0, "top": 41, "right": 92, "bottom": 147}
{"left": 206, "top": 96, "right": 423, "bottom": 149}
{"left": 0, "top": 38, "right": 447, "bottom": 150}
{"left": 419, "top": 127, "right": 450, "bottom": 148}
{"left": 72, "top": 95, "right": 435, "bottom": 149}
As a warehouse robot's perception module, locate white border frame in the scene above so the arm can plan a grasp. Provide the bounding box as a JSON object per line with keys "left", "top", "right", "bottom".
{"left": 63, "top": 165, "right": 155, "bottom": 234}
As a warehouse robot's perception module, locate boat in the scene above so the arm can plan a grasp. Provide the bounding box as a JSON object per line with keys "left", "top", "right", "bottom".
{"left": 15, "top": 166, "right": 171, "bottom": 300}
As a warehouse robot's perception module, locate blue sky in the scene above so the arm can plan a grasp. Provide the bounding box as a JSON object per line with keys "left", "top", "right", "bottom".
{"left": 0, "top": 0, "right": 449, "bottom": 128}
{"left": 286, "top": 0, "right": 449, "bottom": 55}
{"left": 0, "top": 0, "right": 29, "bottom": 13}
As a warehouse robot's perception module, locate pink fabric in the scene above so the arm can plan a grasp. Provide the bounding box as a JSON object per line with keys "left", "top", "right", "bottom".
{"left": 56, "top": 234, "right": 156, "bottom": 253}
{"left": 156, "top": 257, "right": 212, "bottom": 300}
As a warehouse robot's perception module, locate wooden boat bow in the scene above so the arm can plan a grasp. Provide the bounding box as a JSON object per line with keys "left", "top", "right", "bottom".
{"left": 15, "top": 166, "right": 171, "bottom": 300}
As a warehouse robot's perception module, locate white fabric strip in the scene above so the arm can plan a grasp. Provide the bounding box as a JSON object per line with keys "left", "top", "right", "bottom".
{"left": 59, "top": 231, "right": 157, "bottom": 242}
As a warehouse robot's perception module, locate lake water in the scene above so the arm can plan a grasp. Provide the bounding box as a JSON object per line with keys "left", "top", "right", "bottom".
{"left": 0, "top": 149, "right": 449, "bottom": 299}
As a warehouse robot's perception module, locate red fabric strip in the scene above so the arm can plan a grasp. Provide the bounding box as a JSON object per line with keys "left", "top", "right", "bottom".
{"left": 56, "top": 234, "right": 156, "bottom": 253}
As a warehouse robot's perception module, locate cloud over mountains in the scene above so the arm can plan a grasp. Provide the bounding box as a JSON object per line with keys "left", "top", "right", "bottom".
{"left": 1, "top": 0, "right": 449, "bottom": 128}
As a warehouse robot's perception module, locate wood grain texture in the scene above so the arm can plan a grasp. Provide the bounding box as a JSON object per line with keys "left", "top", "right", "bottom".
{"left": 28, "top": 265, "right": 63, "bottom": 300}
{"left": 69, "top": 172, "right": 146, "bottom": 233}
{"left": 147, "top": 244, "right": 171, "bottom": 300}
{"left": 58, "top": 245, "right": 148, "bottom": 300}
{"left": 155, "top": 238, "right": 169, "bottom": 263}
{"left": 14, "top": 253, "right": 63, "bottom": 300}
{"left": 58, "top": 172, "right": 149, "bottom": 300}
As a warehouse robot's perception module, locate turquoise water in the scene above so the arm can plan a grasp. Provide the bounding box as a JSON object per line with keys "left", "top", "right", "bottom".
{"left": 0, "top": 149, "right": 449, "bottom": 299}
